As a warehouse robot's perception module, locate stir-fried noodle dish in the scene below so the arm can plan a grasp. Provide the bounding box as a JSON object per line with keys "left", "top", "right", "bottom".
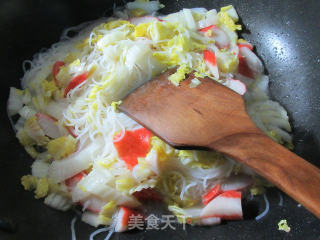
{"left": 8, "top": 0, "right": 293, "bottom": 235}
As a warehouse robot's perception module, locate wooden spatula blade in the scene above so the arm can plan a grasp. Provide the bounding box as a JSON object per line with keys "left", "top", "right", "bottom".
{"left": 120, "top": 70, "right": 320, "bottom": 219}
{"left": 120, "top": 71, "right": 260, "bottom": 148}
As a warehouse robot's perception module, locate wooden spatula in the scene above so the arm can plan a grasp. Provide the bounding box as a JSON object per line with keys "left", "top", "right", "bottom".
{"left": 119, "top": 68, "right": 320, "bottom": 218}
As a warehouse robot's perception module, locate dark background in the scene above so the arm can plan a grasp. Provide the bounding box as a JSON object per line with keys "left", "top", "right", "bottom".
{"left": 0, "top": 0, "right": 319, "bottom": 239}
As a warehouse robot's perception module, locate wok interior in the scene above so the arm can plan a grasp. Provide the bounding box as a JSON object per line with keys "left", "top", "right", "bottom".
{"left": 0, "top": 0, "right": 319, "bottom": 239}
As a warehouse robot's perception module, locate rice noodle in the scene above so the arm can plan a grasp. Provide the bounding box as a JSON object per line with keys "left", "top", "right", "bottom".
{"left": 255, "top": 193, "right": 270, "bottom": 221}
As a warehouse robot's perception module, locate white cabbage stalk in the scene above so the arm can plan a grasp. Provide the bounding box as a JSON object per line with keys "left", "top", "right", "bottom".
{"left": 198, "top": 9, "right": 218, "bottom": 29}
{"left": 48, "top": 145, "right": 94, "bottom": 182}
{"left": 71, "top": 164, "right": 140, "bottom": 207}
{"left": 14, "top": 117, "right": 26, "bottom": 132}
{"left": 44, "top": 193, "right": 73, "bottom": 211}
{"left": 8, "top": 87, "right": 24, "bottom": 116}
{"left": 164, "top": 12, "right": 183, "bottom": 23}
{"left": 73, "top": 179, "right": 140, "bottom": 208}
{"left": 71, "top": 184, "right": 91, "bottom": 202}
{"left": 81, "top": 211, "right": 101, "bottom": 227}
{"left": 31, "top": 160, "right": 50, "bottom": 178}
{"left": 36, "top": 151, "right": 52, "bottom": 162}
{"left": 225, "top": 6, "right": 239, "bottom": 21}
{"left": 246, "top": 100, "right": 292, "bottom": 143}
{"left": 240, "top": 47, "right": 264, "bottom": 73}
{"left": 183, "top": 9, "right": 197, "bottom": 30}
{"left": 190, "top": 8, "right": 208, "bottom": 14}
{"left": 45, "top": 100, "right": 68, "bottom": 120}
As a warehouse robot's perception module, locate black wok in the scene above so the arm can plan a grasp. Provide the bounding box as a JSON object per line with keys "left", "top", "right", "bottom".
{"left": 0, "top": 0, "right": 319, "bottom": 239}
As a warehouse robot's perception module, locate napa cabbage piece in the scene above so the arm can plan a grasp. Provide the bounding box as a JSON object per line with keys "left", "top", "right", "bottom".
{"left": 41, "top": 79, "right": 58, "bottom": 100}
{"left": 18, "top": 105, "right": 37, "bottom": 119}
{"left": 156, "top": 171, "right": 198, "bottom": 208}
{"left": 168, "top": 205, "right": 189, "bottom": 223}
{"left": 132, "top": 157, "right": 156, "bottom": 182}
{"left": 189, "top": 78, "right": 201, "bottom": 88}
{"left": 149, "top": 136, "right": 175, "bottom": 161}
{"left": 81, "top": 211, "right": 101, "bottom": 227}
{"left": 16, "top": 128, "right": 36, "bottom": 147}
{"left": 126, "top": 0, "right": 164, "bottom": 17}
{"left": 129, "top": 178, "right": 157, "bottom": 195}
{"left": 99, "top": 201, "right": 117, "bottom": 225}
{"left": 221, "top": 5, "right": 239, "bottom": 21}
{"left": 135, "top": 20, "right": 208, "bottom": 76}
{"left": 178, "top": 150, "right": 226, "bottom": 169}
{"left": 47, "top": 135, "right": 77, "bottom": 160}
{"left": 71, "top": 163, "right": 140, "bottom": 208}
{"left": 249, "top": 176, "right": 273, "bottom": 195}
{"left": 111, "top": 100, "right": 122, "bottom": 111}
{"left": 48, "top": 145, "right": 94, "bottom": 183}
{"left": 31, "top": 160, "right": 50, "bottom": 178}
{"left": 218, "top": 6, "right": 241, "bottom": 31}
{"left": 21, "top": 175, "right": 60, "bottom": 199}
{"left": 278, "top": 219, "right": 291, "bottom": 233}
{"left": 215, "top": 50, "right": 239, "bottom": 73}
{"left": 168, "top": 205, "right": 202, "bottom": 223}
{"left": 168, "top": 65, "right": 192, "bottom": 86}
{"left": 8, "top": 87, "right": 31, "bottom": 116}
{"left": 23, "top": 115, "right": 49, "bottom": 146}
{"left": 116, "top": 176, "right": 137, "bottom": 194}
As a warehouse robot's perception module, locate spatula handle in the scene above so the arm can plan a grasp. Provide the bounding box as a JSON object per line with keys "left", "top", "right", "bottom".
{"left": 209, "top": 133, "right": 320, "bottom": 218}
